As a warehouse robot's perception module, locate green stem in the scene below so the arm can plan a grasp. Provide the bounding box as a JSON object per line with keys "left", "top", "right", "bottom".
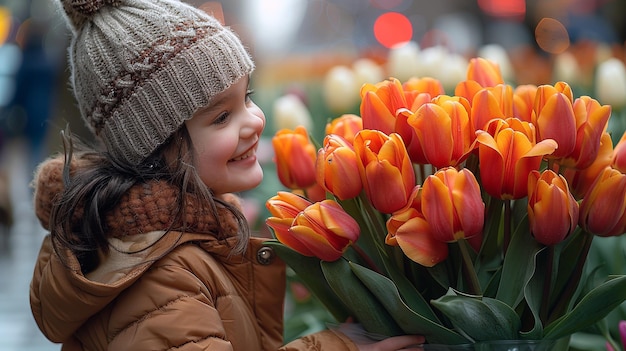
{"left": 503, "top": 199, "right": 511, "bottom": 255}
{"left": 458, "top": 239, "right": 482, "bottom": 295}
{"left": 540, "top": 245, "right": 555, "bottom": 323}
{"left": 547, "top": 230, "right": 594, "bottom": 323}
{"left": 352, "top": 243, "right": 383, "bottom": 275}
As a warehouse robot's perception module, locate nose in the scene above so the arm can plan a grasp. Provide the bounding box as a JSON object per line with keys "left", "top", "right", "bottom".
{"left": 241, "top": 102, "right": 266, "bottom": 138}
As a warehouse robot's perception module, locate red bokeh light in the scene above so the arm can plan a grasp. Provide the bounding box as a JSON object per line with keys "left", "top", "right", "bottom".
{"left": 373, "top": 12, "right": 413, "bottom": 49}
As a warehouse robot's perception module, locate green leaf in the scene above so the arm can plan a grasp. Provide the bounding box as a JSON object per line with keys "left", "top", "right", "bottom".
{"left": 431, "top": 290, "right": 522, "bottom": 341}
{"left": 264, "top": 240, "right": 351, "bottom": 322}
{"left": 496, "top": 215, "right": 542, "bottom": 308}
{"left": 321, "top": 259, "right": 404, "bottom": 337}
{"left": 544, "top": 275, "right": 626, "bottom": 340}
{"left": 349, "top": 262, "right": 470, "bottom": 344}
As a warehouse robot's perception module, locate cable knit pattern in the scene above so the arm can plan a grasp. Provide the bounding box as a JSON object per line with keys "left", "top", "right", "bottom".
{"left": 32, "top": 156, "right": 240, "bottom": 238}
{"left": 57, "top": 0, "right": 254, "bottom": 165}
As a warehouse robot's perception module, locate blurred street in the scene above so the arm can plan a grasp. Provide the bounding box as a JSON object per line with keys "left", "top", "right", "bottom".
{"left": 0, "top": 138, "right": 58, "bottom": 351}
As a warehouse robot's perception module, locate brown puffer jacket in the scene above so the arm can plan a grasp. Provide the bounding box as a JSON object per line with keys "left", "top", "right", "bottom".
{"left": 29, "top": 156, "right": 358, "bottom": 351}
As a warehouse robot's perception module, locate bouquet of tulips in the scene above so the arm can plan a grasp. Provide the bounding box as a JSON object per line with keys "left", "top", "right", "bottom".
{"left": 264, "top": 57, "right": 626, "bottom": 346}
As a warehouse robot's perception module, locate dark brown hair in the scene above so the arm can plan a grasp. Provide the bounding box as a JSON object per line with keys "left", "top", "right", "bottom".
{"left": 49, "top": 125, "right": 250, "bottom": 274}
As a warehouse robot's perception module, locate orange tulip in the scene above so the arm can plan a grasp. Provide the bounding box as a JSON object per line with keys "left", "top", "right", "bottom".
{"left": 563, "top": 132, "right": 614, "bottom": 199}
{"left": 512, "top": 84, "right": 538, "bottom": 123}
{"left": 407, "top": 96, "right": 474, "bottom": 168}
{"left": 527, "top": 170, "right": 579, "bottom": 245}
{"left": 360, "top": 78, "right": 410, "bottom": 135}
{"left": 534, "top": 92, "right": 576, "bottom": 159}
{"left": 579, "top": 167, "right": 626, "bottom": 237}
{"left": 476, "top": 119, "right": 558, "bottom": 199}
{"left": 613, "top": 131, "right": 626, "bottom": 174}
{"left": 559, "top": 96, "right": 611, "bottom": 169}
{"left": 269, "top": 198, "right": 360, "bottom": 261}
{"left": 316, "top": 134, "right": 363, "bottom": 200}
{"left": 354, "top": 130, "right": 415, "bottom": 213}
{"left": 386, "top": 187, "right": 449, "bottom": 267}
{"left": 403, "top": 77, "right": 446, "bottom": 100}
{"left": 394, "top": 93, "right": 432, "bottom": 163}
{"left": 272, "top": 126, "right": 317, "bottom": 189}
{"left": 325, "top": 114, "right": 363, "bottom": 145}
{"left": 421, "top": 167, "right": 485, "bottom": 243}
{"left": 470, "top": 87, "right": 506, "bottom": 131}
{"left": 266, "top": 192, "right": 314, "bottom": 254}
{"left": 466, "top": 57, "right": 504, "bottom": 88}
{"left": 455, "top": 79, "right": 484, "bottom": 106}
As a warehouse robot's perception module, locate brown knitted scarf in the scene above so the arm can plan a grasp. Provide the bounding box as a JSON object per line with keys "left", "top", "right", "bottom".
{"left": 33, "top": 156, "right": 240, "bottom": 238}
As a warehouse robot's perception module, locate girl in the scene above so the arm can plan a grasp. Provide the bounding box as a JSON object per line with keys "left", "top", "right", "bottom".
{"left": 29, "top": 0, "right": 424, "bottom": 350}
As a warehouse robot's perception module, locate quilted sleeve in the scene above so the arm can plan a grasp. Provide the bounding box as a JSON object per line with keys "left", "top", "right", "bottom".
{"left": 106, "top": 253, "right": 234, "bottom": 350}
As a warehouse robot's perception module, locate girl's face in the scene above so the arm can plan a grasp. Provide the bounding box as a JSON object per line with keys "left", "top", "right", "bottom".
{"left": 185, "top": 76, "right": 266, "bottom": 195}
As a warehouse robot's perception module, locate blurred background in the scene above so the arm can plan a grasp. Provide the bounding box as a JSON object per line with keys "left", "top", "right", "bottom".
{"left": 0, "top": 0, "right": 625, "bottom": 350}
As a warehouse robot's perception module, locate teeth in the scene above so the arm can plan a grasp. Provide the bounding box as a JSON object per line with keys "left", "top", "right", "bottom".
{"left": 231, "top": 148, "right": 254, "bottom": 162}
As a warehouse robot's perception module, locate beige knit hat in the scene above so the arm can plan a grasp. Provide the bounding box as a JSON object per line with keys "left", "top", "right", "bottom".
{"left": 59, "top": 0, "right": 255, "bottom": 164}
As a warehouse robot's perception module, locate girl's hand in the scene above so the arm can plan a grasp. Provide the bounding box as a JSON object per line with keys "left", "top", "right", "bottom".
{"left": 356, "top": 335, "right": 425, "bottom": 351}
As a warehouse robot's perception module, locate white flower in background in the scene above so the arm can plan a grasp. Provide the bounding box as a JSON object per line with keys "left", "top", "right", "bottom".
{"left": 553, "top": 52, "right": 581, "bottom": 86}
{"left": 323, "top": 65, "right": 359, "bottom": 113}
{"left": 352, "top": 58, "right": 384, "bottom": 87}
{"left": 415, "top": 45, "right": 448, "bottom": 79}
{"left": 595, "top": 58, "right": 626, "bottom": 109}
{"left": 438, "top": 53, "right": 468, "bottom": 92}
{"left": 387, "top": 41, "right": 420, "bottom": 82}
{"left": 478, "top": 44, "right": 514, "bottom": 83}
{"left": 272, "top": 94, "right": 313, "bottom": 131}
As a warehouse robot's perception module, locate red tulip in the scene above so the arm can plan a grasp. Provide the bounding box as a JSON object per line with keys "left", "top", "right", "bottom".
{"left": 527, "top": 170, "right": 579, "bottom": 245}
{"left": 272, "top": 126, "right": 317, "bottom": 189}
{"left": 535, "top": 92, "right": 576, "bottom": 159}
{"left": 354, "top": 130, "right": 415, "bottom": 213}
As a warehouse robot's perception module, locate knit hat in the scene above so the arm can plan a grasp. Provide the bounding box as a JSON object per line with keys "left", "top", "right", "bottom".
{"left": 59, "top": 0, "right": 255, "bottom": 164}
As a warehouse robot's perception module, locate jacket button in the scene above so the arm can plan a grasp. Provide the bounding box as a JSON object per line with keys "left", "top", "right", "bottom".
{"left": 257, "top": 246, "right": 275, "bottom": 265}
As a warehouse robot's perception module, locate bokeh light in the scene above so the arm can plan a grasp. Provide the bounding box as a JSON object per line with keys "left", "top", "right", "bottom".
{"left": 535, "top": 17, "right": 570, "bottom": 54}
{"left": 477, "top": 0, "right": 526, "bottom": 20}
{"left": 0, "top": 6, "right": 10, "bottom": 45}
{"left": 373, "top": 12, "right": 412, "bottom": 49}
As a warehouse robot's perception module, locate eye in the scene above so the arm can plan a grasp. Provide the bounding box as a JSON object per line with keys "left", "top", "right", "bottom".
{"left": 246, "top": 89, "right": 255, "bottom": 102}
{"left": 212, "top": 111, "right": 230, "bottom": 125}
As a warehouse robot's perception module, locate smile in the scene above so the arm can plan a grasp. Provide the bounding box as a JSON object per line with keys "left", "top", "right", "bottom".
{"left": 229, "top": 144, "right": 257, "bottom": 162}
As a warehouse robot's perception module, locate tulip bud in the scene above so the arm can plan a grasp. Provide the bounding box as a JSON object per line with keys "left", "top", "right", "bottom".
{"left": 289, "top": 200, "right": 361, "bottom": 261}
{"left": 272, "top": 126, "right": 317, "bottom": 189}
{"left": 421, "top": 167, "right": 485, "bottom": 243}
{"left": 354, "top": 130, "right": 415, "bottom": 213}
{"left": 579, "top": 167, "right": 626, "bottom": 236}
{"left": 325, "top": 114, "right": 363, "bottom": 145}
{"left": 316, "top": 134, "right": 363, "bottom": 200}
{"left": 527, "top": 170, "right": 579, "bottom": 245}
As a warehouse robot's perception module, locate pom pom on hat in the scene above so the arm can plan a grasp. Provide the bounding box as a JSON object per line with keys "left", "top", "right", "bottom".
{"left": 57, "top": 0, "right": 255, "bottom": 165}
{"left": 60, "top": 0, "right": 122, "bottom": 30}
